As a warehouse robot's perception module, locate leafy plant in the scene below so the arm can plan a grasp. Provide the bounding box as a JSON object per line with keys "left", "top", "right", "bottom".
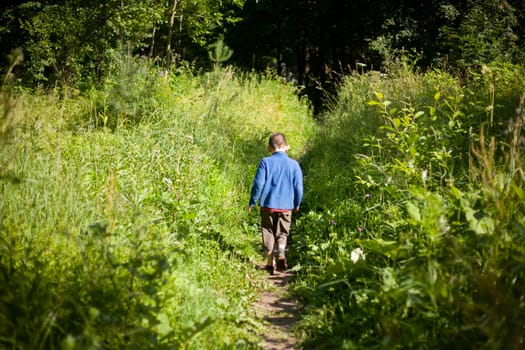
{"left": 207, "top": 37, "right": 234, "bottom": 69}
{"left": 293, "top": 62, "right": 525, "bottom": 349}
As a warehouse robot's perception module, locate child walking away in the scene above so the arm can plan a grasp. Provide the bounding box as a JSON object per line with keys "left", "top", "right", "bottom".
{"left": 248, "top": 133, "right": 303, "bottom": 275}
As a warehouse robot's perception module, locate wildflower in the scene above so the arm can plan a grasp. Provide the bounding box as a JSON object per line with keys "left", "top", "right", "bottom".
{"left": 439, "top": 216, "right": 450, "bottom": 234}
{"left": 351, "top": 247, "right": 365, "bottom": 263}
{"left": 162, "top": 177, "right": 173, "bottom": 186}
{"left": 329, "top": 219, "right": 337, "bottom": 226}
{"left": 422, "top": 169, "right": 428, "bottom": 182}
{"left": 357, "top": 226, "right": 365, "bottom": 232}
{"left": 365, "top": 193, "right": 371, "bottom": 199}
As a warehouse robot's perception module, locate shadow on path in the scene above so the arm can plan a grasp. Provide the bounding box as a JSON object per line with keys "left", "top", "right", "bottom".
{"left": 252, "top": 266, "right": 300, "bottom": 350}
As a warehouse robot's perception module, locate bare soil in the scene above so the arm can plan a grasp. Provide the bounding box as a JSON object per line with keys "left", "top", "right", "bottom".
{"left": 252, "top": 264, "right": 300, "bottom": 350}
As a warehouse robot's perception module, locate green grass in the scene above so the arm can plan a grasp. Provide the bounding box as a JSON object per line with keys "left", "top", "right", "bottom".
{"left": 4, "top": 55, "right": 523, "bottom": 350}
{"left": 292, "top": 62, "right": 525, "bottom": 349}
{"left": 0, "top": 62, "right": 316, "bottom": 349}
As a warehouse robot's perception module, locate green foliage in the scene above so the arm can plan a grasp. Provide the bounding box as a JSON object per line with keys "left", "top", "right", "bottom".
{"left": 174, "top": 0, "right": 245, "bottom": 47}
{"left": 208, "top": 37, "right": 234, "bottom": 69}
{"left": 455, "top": 0, "right": 521, "bottom": 67}
{"left": 87, "top": 51, "right": 165, "bottom": 130}
{"left": 293, "top": 62, "right": 525, "bottom": 349}
{"left": 0, "top": 0, "right": 246, "bottom": 87}
{"left": 0, "top": 62, "right": 315, "bottom": 348}
{"left": 0, "top": 49, "right": 23, "bottom": 183}
{"left": 7, "top": 0, "right": 163, "bottom": 86}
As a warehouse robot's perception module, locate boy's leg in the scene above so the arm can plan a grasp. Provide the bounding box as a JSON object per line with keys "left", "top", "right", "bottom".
{"left": 260, "top": 210, "right": 276, "bottom": 272}
{"left": 275, "top": 211, "right": 292, "bottom": 270}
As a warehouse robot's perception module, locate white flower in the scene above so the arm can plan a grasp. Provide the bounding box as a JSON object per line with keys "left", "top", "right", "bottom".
{"left": 350, "top": 247, "right": 365, "bottom": 263}
{"left": 162, "top": 177, "right": 173, "bottom": 186}
{"left": 422, "top": 169, "right": 428, "bottom": 182}
{"left": 439, "top": 215, "right": 450, "bottom": 234}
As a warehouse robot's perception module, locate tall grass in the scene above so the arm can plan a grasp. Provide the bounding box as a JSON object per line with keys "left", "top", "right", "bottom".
{"left": 0, "top": 56, "right": 315, "bottom": 349}
{"left": 293, "top": 61, "right": 525, "bottom": 349}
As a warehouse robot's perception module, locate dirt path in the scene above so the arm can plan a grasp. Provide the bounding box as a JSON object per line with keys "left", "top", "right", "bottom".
{"left": 252, "top": 265, "right": 300, "bottom": 350}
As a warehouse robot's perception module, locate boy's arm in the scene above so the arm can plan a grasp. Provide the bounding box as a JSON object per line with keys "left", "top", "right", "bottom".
{"left": 293, "top": 163, "right": 304, "bottom": 210}
{"left": 248, "top": 160, "right": 267, "bottom": 210}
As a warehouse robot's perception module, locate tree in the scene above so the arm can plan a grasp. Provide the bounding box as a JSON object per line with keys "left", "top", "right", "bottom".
{"left": 0, "top": 0, "right": 163, "bottom": 86}
{"left": 455, "top": 0, "right": 521, "bottom": 67}
{"left": 157, "top": 0, "right": 245, "bottom": 66}
{"left": 0, "top": 0, "right": 246, "bottom": 87}
{"left": 207, "top": 37, "right": 233, "bottom": 69}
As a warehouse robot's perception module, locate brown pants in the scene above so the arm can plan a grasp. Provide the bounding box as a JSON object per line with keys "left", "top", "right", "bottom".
{"left": 260, "top": 210, "right": 292, "bottom": 256}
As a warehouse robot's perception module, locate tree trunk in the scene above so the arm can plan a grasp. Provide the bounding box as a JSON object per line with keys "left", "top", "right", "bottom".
{"left": 150, "top": 26, "right": 156, "bottom": 59}
{"left": 166, "top": 0, "right": 180, "bottom": 66}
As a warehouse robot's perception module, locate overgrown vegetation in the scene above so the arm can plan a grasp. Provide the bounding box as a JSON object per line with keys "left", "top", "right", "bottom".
{"left": 0, "top": 56, "right": 315, "bottom": 349}
{"left": 292, "top": 60, "right": 525, "bottom": 349}
{"left": 2, "top": 33, "right": 525, "bottom": 348}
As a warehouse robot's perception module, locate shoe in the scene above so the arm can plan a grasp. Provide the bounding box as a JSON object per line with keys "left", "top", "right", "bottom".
{"left": 276, "top": 248, "right": 287, "bottom": 271}
{"left": 264, "top": 265, "right": 275, "bottom": 275}
{"left": 276, "top": 258, "right": 287, "bottom": 272}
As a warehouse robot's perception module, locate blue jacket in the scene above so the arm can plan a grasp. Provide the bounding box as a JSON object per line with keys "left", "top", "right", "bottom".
{"left": 249, "top": 151, "right": 303, "bottom": 210}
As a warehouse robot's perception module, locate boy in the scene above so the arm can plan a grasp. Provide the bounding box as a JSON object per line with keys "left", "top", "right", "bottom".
{"left": 248, "top": 133, "right": 303, "bottom": 275}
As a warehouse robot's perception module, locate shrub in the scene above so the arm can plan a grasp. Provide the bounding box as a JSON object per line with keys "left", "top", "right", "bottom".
{"left": 293, "top": 63, "right": 525, "bottom": 349}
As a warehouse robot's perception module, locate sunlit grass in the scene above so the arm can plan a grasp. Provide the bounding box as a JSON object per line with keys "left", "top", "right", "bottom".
{"left": 1, "top": 63, "right": 315, "bottom": 348}
{"left": 293, "top": 63, "right": 525, "bottom": 349}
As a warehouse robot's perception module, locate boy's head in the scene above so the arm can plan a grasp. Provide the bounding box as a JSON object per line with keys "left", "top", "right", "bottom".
{"left": 268, "top": 133, "right": 289, "bottom": 152}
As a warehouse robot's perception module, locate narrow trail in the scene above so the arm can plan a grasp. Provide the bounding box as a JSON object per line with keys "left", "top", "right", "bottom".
{"left": 252, "top": 265, "right": 300, "bottom": 350}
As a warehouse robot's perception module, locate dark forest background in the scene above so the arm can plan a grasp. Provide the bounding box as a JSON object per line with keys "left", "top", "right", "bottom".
{"left": 1, "top": 0, "right": 524, "bottom": 110}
